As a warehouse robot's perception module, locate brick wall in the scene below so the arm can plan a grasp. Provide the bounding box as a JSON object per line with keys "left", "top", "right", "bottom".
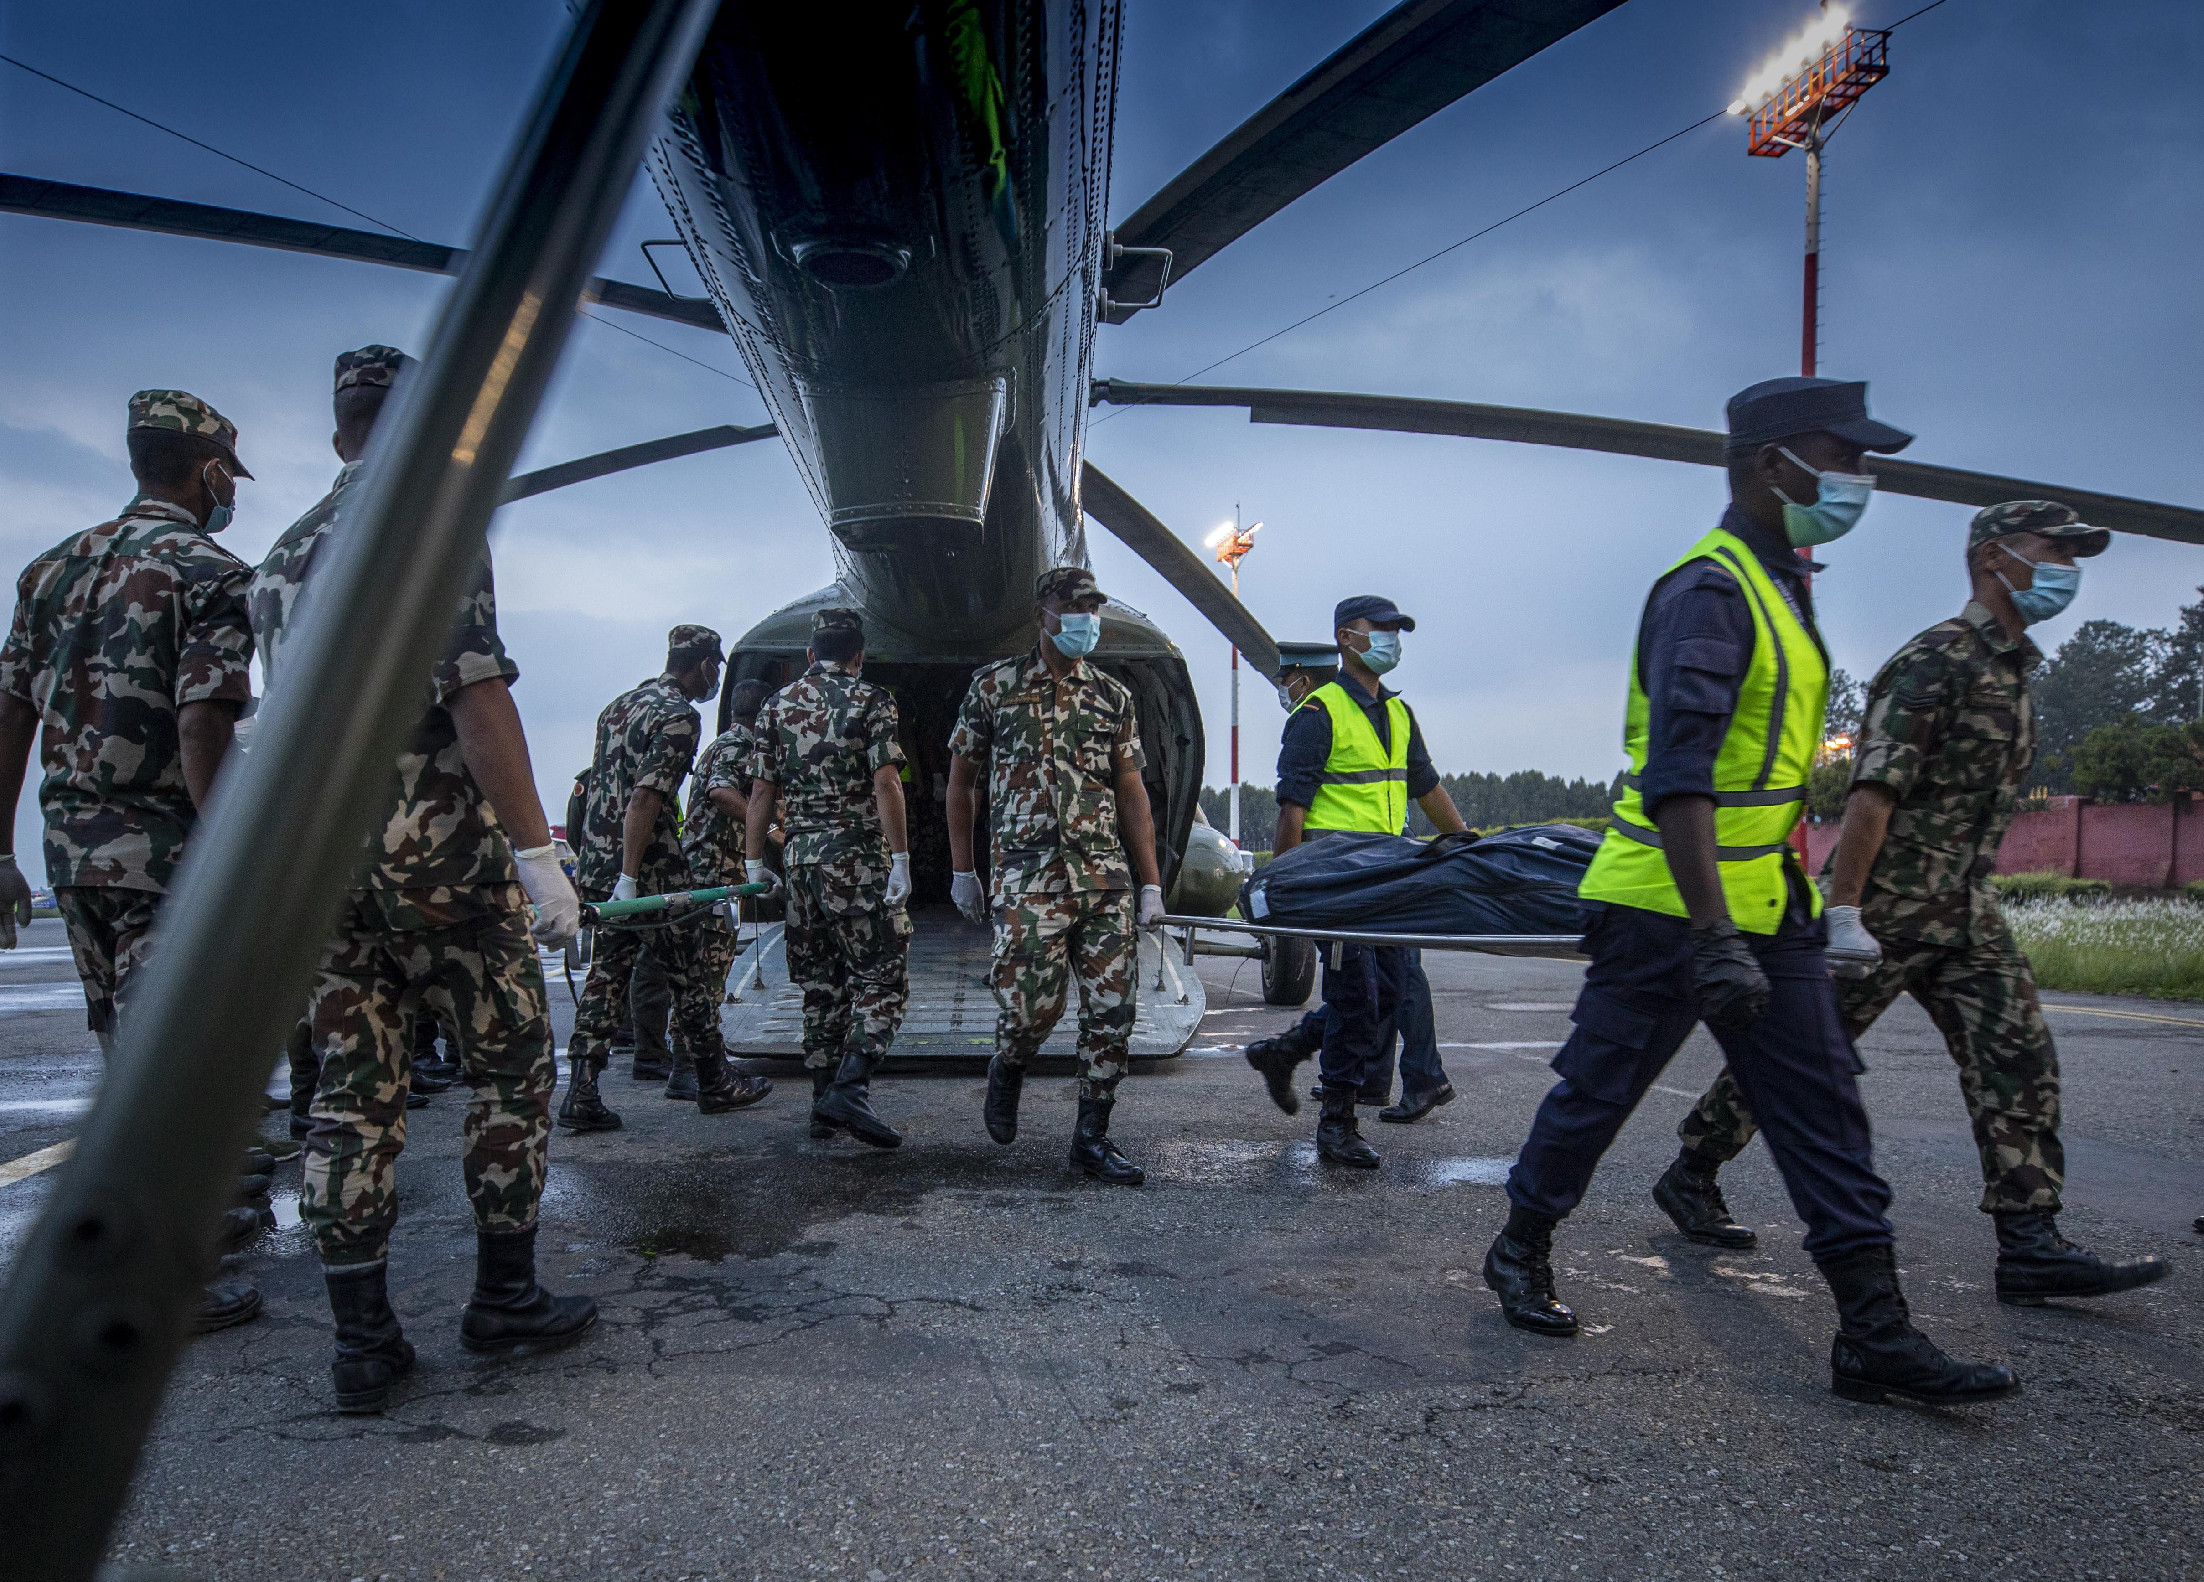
{"left": 1804, "top": 795, "right": 2204, "bottom": 890}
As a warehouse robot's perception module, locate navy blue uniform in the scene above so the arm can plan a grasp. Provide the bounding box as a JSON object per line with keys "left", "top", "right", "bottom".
{"left": 1276, "top": 672, "right": 1439, "bottom": 1094}
{"left": 1505, "top": 506, "right": 1895, "bottom": 1262}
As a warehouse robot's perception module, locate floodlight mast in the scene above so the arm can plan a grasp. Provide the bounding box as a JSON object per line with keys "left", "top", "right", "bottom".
{"left": 1730, "top": 15, "right": 1890, "bottom": 376}
{"left": 1204, "top": 511, "right": 1263, "bottom": 843}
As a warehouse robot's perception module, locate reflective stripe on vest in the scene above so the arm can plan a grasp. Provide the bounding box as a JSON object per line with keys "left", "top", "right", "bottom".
{"left": 1301, "top": 681, "right": 1412, "bottom": 833}
{"left": 1578, "top": 528, "right": 1828, "bottom": 934}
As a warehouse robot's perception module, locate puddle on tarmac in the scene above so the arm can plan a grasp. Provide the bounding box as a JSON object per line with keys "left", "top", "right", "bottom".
{"left": 1422, "top": 1156, "right": 1513, "bottom": 1187}
{"left": 1146, "top": 1138, "right": 1318, "bottom": 1188}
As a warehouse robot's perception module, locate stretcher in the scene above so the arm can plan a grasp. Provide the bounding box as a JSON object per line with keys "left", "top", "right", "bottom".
{"left": 1158, "top": 914, "right": 1588, "bottom": 963}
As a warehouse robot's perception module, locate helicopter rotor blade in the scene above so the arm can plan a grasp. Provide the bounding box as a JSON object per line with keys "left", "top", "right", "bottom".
{"left": 502, "top": 422, "right": 777, "bottom": 503}
{"left": 0, "top": 171, "right": 724, "bottom": 333}
{"left": 1081, "top": 462, "right": 1282, "bottom": 680}
{"left": 1092, "top": 381, "right": 2204, "bottom": 546}
{"left": 1101, "top": 0, "right": 1625, "bottom": 322}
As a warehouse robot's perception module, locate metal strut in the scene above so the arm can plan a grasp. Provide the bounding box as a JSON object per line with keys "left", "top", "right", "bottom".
{"left": 0, "top": 2, "right": 719, "bottom": 1573}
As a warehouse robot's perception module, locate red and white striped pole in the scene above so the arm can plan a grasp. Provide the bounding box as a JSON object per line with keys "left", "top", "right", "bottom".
{"left": 1801, "top": 129, "right": 1822, "bottom": 377}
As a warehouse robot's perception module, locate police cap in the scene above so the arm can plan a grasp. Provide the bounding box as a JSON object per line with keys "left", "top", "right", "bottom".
{"left": 1276, "top": 641, "right": 1342, "bottom": 670}
{"left": 1333, "top": 595, "right": 1414, "bottom": 632}
{"left": 127, "top": 389, "right": 252, "bottom": 478}
{"left": 1724, "top": 377, "right": 1912, "bottom": 460}
{"left": 1969, "top": 500, "right": 2110, "bottom": 559}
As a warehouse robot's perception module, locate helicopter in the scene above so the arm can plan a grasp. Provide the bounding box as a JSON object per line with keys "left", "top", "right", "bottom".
{"left": 4, "top": 7, "right": 2203, "bottom": 1565}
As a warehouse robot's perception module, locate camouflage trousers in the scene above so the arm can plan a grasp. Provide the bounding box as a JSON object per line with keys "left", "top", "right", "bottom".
{"left": 785, "top": 859, "right": 909, "bottom": 1072}
{"left": 299, "top": 889, "right": 556, "bottom": 1267}
{"left": 992, "top": 888, "right": 1136, "bottom": 1092}
{"left": 54, "top": 885, "right": 162, "bottom": 1039}
{"left": 570, "top": 893, "right": 722, "bottom": 1075}
{"left": 1679, "top": 929, "right": 2062, "bottom": 1213}
{"left": 670, "top": 911, "right": 745, "bottom": 1060}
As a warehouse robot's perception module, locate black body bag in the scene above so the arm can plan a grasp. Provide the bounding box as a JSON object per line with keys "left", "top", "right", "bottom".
{"left": 1237, "top": 825, "right": 1599, "bottom": 939}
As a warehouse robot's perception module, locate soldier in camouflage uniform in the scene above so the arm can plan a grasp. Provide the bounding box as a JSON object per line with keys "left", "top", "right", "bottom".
{"left": 562, "top": 625, "right": 771, "bottom": 1130}
{"left": 1661, "top": 501, "right": 2171, "bottom": 1305}
{"left": 255, "top": 346, "right": 594, "bottom": 1412}
{"left": 0, "top": 388, "right": 263, "bottom": 1333}
{"left": 946, "top": 567, "right": 1167, "bottom": 1185}
{"left": 665, "top": 676, "right": 772, "bottom": 1098}
{"left": 745, "top": 612, "right": 912, "bottom": 1146}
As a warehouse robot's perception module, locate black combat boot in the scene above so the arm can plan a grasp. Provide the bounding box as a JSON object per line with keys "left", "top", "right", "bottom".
{"left": 557, "top": 1054, "right": 622, "bottom": 1132}
{"left": 193, "top": 1281, "right": 263, "bottom": 1335}
{"left": 814, "top": 1051, "right": 901, "bottom": 1149}
{"left": 1993, "top": 1211, "right": 2171, "bottom": 1304}
{"left": 984, "top": 1055, "right": 1025, "bottom": 1144}
{"left": 1315, "top": 1088, "right": 1380, "bottom": 1168}
{"left": 1069, "top": 1083, "right": 1144, "bottom": 1186}
{"left": 1482, "top": 1205, "right": 1577, "bottom": 1337}
{"left": 325, "top": 1263, "right": 415, "bottom": 1412}
{"left": 695, "top": 1051, "right": 772, "bottom": 1114}
{"left": 809, "top": 1066, "right": 843, "bottom": 1139}
{"left": 663, "top": 1052, "right": 698, "bottom": 1100}
{"left": 630, "top": 1042, "right": 673, "bottom": 1084}
{"left": 1245, "top": 1033, "right": 1313, "bottom": 1116}
{"left": 1377, "top": 1082, "right": 1455, "bottom": 1123}
{"left": 1652, "top": 1149, "right": 1758, "bottom": 1249}
{"left": 213, "top": 1204, "right": 264, "bottom": 1255}
{"left": 459, "top": 1226, "right": 598, "bottom": 1354}
{"left": 1822, "top": 1245, "right": 2020, "bottom": 1406}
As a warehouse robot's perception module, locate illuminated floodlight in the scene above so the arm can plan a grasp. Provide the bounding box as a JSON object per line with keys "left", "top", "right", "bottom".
{"left": 1737, "top": 10, "right": 1889, "bottom": 158}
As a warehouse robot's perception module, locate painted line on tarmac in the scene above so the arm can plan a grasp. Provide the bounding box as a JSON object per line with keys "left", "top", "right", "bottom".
{"left": 0, "top": 1138, "right": 73, "bottom": 1186}
{"left": 2041, "top": 1002, "right": 2204, "bottom": 1031}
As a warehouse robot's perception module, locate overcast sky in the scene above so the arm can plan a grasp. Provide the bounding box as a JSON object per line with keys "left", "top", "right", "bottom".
{"left": 2, "top": 0, "right": 2198, "bottom": 882}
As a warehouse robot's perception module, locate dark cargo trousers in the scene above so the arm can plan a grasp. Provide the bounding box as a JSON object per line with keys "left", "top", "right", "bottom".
{"left": 1317, "top": 940, "right": 1405, "bottom": 1093}
{"left": 1507, "top": 901, "right": 1894, "bottom": 1262}
{"left": 1362, "top": 949, "right": 1447, "bottom": 1099}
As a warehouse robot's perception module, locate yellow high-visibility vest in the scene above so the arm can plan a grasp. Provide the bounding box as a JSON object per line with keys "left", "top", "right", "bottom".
{"left": 1578, "top": 525, "right": 1827, "bottom": 934}
{"left": 1300, "top": 681, "right": 1412, "bottom": 834}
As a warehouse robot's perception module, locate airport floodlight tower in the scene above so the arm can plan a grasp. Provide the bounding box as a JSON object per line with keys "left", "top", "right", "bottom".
{"left": 1730, "top": 8, "right": 1890, "bottom": 376}
{"left": 1203, "top": 513, "right": 1263, "bottom": 845}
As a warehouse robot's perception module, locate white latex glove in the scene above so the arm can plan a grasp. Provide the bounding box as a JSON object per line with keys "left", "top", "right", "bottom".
{"left": 951, "top": 870, "right": 987, "bottom": 924}
{"left": 884, "top": 852, "right": 912, "bottom": 909}
{"left": 1137, "top": 884, "right": 1166, "bottom": 929}
{"left": 1824, "top": 904, "right": 1883, "bottom": 979}
{"left": 745, "top": 859, "right": 781, "bottom": 899}
{"left": 0, "top": 854, "right": 31, "bottom": 950}
{"left": 513, "top": 844, "right": 581, "bottom": 948}
{"left": 612, "top": 873, "right": 639, "bottom": 903}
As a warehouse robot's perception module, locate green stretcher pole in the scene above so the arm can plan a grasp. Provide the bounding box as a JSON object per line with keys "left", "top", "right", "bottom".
{"left": 584, "top": 882, "right": 768, "bottom": 921}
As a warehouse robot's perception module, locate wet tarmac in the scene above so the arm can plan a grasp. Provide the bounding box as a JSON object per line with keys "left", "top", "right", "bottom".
{"left": 0, "top": 917, "right": 2199, "bottom": 1577}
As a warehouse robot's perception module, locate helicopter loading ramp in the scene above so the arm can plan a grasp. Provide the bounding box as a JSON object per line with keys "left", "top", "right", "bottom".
{"left": 720, "top": 906, "right": 1205, "bottom": 1063}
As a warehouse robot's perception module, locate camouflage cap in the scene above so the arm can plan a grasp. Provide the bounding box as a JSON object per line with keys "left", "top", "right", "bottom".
{"left": 1036, "top": 565, "right": 1106, "bottom": 605}
{"left": 1969, "top": 500, "right": 2110, "bottom": 559}
{"left": 334, "top": 344, "right": 413, "bottom": 394}
{"left": 127, "top": 389, "right": 252, "bottom": 477}
{"left": 666, "top": 623, "right": 723, "bottom": 661}
{"left": 811, "top": 607, "right": 864, "bottom": 637}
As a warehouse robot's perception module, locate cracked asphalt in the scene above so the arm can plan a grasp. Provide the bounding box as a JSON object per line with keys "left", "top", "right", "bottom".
{"left": 1, "top": 915, "right": 2199, "bottom": 1578}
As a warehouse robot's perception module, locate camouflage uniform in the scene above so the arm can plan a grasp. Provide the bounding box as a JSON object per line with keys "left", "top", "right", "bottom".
{"left": 671, "top": 720, "right": 754, "bottom": 1040}
{"left": 1679, "top": 578, "right": 2066, "bottom": 1214}
{"left": 253, "top": 346, "right": 553, "bottom": 1267}
{"left": 750, "top": 652, "right": 909, "bottom": 1071}
{"left": 567, "top": 635, "right": 721, "bottom": 1082}
{"left": 949, "top": 605, "right": 1145, "bottom": 1093}
{"left": 0, "top": 391, "right": 254, "bottom": 1037}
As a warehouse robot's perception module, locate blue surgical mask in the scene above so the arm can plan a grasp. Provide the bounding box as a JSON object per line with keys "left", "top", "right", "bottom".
{"left": 1359, "top": 630, "right": 1402, "bottom": 674}
{"left": 1050, "top": 611, "right": 1101, "bottom": 658}
{"left": 1996, "top": 546, "right": 2081, "bottom": 625}
{"left": 200, "top": 462, "right": 233, "bottom": 533}
{"left": 1773, "top": 447, "right": 1875, "bottom": 548}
